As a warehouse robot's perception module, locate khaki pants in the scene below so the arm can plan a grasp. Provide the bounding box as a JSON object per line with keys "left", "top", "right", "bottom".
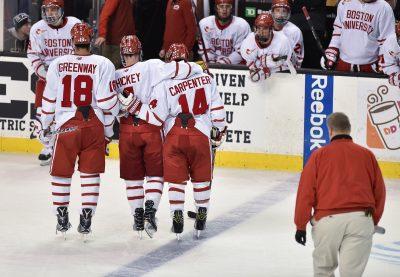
{"left": 311, "top": 212, "right": 374, "bottom": 277}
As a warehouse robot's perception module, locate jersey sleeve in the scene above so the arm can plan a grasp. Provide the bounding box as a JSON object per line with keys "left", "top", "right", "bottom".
{"left": 209, "top": 79, "right": 226, "bottom": 131}
{"left": 240, "top": 34, "right": 259, "bottom": 69}
{"left": 152, "top": 60, "right": 203, "bottom": 86}
{"left": 378, "top": 4, "right": 396, "bottom": 56}
{"left": 41, "top": 60, "right": 58, "bottom": 130}
{"left": 227, "top": 21, "right": 251, "bottom": 64}
{"left": 103, "top": 111, "right": 115, "bottom": 138}
{"left": 293, "top": 29, "right": 304, "bottom": 68}
{"left": 198, "top": 19, "right": 217, "bottom": 62}
{"left": 328, "top": 2, "right": 343, "bottom": 50}
{"left": 381, "top": 34, "right": 400, "bottom": 75}
{"left": 137, "top": 82, "right": 169, "bottom": 126}
{"left": 27, "top": 26, "right": 46, "bottom": 79}
{"left": 96, "top": 59, "right": 119, "bottom": 116}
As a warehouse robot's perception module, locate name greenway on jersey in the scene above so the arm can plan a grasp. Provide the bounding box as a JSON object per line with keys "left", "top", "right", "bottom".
{"left": 168, "top": 75, "right": 212, "bottom": 96}
{"left": 344, "top": 10, "right": 374, "bottom": 34}
{"left": 58, "top": 62, "right": 97, "bottom": 74}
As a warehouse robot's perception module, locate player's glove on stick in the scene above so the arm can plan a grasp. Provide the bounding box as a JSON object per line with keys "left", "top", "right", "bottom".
{"left": 295, "top": 230, "right": 306, "bottom": 246}
{"left": 38, "top": 127, "right": 52, "bottom": 145}
{"left": 320, "top": 47, "right": 338, "bottom": 70}
{"left": 118, "top": 93, "right": 142, "bottom": 115}
{"left": 211, "top": 126, "right": 227, "bottom": 148}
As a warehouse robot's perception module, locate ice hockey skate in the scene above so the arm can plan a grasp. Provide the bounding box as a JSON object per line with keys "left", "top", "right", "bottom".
{"left": 194, "top": 207, "right": 207, "bottom": 239}
{"left": 77, "top": 208, "right": 93, "bottom": 240}
{"left": 171, "top": 210, "right": 184, "bottom": 240}
{"left": 55, "top": 206, "right": 71, "bottom": 240}
{"left": 144, "top": 200, "right": 157, "bottom": 238}
{"left": 133, "top": 208, "right": 144, "bottom": 239}
{"left": 38, "top": 147, "right": 52, "bottom": 166}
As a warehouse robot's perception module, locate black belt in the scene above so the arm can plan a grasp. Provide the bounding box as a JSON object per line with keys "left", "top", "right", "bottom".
{"left": 77, "top": 106, "right": 91, "bottom": 121}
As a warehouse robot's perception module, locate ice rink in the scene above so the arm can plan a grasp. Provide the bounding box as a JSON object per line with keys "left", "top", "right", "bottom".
{"left": 0, "top": 153, "right": 399, "bottom": 277}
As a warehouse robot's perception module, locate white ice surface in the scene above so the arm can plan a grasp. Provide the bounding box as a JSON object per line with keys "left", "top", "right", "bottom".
{"left": 0, "top": 153, "right": 399, "bottom": 277}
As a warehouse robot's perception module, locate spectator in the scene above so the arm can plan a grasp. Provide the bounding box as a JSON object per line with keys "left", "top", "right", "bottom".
{"left": 134, "top": 0, "right": 167, "bottom": 60}
{"left": 6, "top": 13, "right": 31, "bottom": 53}
{"left": 159, "top": 0, "right": 197, "bottom": 59}
{"left": 198, "top": 0, "right": 250, "bottom": 64}
{"left": 95, "top": 0, "right": 135, "bottom": 68}
{"left": 294, "top": 112, "right": 386, "bottom": 277}
{"left": 290, "top": 0, "right": 326, "bottom": 69}
{"left": 322, "top": 0, "right": 395, "bottom": 73}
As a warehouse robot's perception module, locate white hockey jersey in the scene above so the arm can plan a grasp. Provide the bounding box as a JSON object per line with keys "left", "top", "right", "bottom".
{"left": 41, "top": 54, "right": 119, "bottom": 131}
{"left": 329, "top": 0, "right": 395, "bottom": 64}
{"left": 240, "top": 31, "right": 293, "bottom": 80}
{"left": 137, "top": 73, "right": 226, "bottom": 137}
{"left": 27, "top": 17, "right": 81, "bottom": 79}
{"left": 198, "top": 15, "right": 251, "bottom": 64}
{"left": 381, "top": 33, "right": 400, "bottom": 75}
{"left": 113, "top": 59, "right": 204, "bottom": 106}
{"left": 276, "top": 22, "right": 304, "bottom": 68}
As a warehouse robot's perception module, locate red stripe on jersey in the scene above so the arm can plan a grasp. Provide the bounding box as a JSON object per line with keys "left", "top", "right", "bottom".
{"left": 153, "top": 112, "right": 164, "bottom": 124}
{"left": 211, "top": 106, "right": 224, "bottom": 112}
{"left": 53, "top": 201, "right": 70, "bottom": 205}
{"left": 185, "top": 62, "right": 192, "bottom": 79}
{"left": 170, "top": 200, "right": 185, "bottom": 204}
{"left": 106, "top": 98, "right": 118, "bottom": 111}
{"left": 194, "top": 185, "right": 211, "bottom": 192}
{"left": 103, "top": 111, "right": 112, "bottom": 115}
{"left": 82, "top": 193, "right": 99, "bottom": 196}
{"left": 80, "top": 174, "right": 100, "bottom": 178}
{"left": 52, "top": 182, "right": 70, "bottom": 187}
{"left": 377, "top": 38, "right": 386, "bottom": 42}
{"left": 128, "top": 196, "right": 145, "bottom": 200}
{"left": 42, "top": 110, "right": 55, "bottom": 115}
{"left": 52, "top": 192, "right": 70, "bottom": 196}
{"left": 105, "top": 120, "right": 115, "bottom": 127}
{"left": 212, "top": 118, "right": 225, "bottom": 122}
{"left": 169, "top": 187, "right": 185, "bottom": 193}
{"left": 98, "top": 94, "right": 116, "bottom": 103}
{"left": 332, "top": 34, "right": 340, "bottom": 37}
{"left": 146, "top": 111, "right": 149, "bottom": 122}
{"left": 82, "top": 202, "right": 98, "bottom": 206}
{"left": 333, "top": 24, "right": 342, "bottom": 29}
{"left": 43, "top": 96, "right": 56, "bottom": 103}
{"left": 81, "top": 183, "right": 100, "bottom": 187}
{"left": 145, "top": 189, "right": 163, "bottom": 194}
{"left": 172, "top": 62, "right": 179, "bottom": 79}
{"left": 126, "top": 186, "right": 143, "bottom": 190}
{"left": 147, "top": 180, "right": 163, "bottom": 184}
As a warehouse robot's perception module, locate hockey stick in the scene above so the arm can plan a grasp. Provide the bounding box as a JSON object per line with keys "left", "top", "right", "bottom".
{"left": 375, "top": 226, "right": 386, "bottom": 234}
{"left": 301, "top": 7, "right": 326, "bottom": 59}
{"left": 190, "top": 0, "right": 212, "bottom": 75}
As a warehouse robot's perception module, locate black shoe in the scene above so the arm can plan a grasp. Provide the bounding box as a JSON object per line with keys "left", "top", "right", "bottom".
{"left": 172, "top": 210, "right": 184, "bottom": 234}
{"left": 144, "top": 200, "right": 157, "bottom": 231}
{"left": 38, "top": 153, "right": 52, "bottom": 166}
{"left": 77, "top": 208, "right": 93, "bottom": 234}
{"left": 133, "top": 208, "right": 144, "bottom": 231}
{"left": 56, "top": 206, "right": 71, "bottom": 233}
{"left": 194, "top": 207, "right": 207, "bottom": 231}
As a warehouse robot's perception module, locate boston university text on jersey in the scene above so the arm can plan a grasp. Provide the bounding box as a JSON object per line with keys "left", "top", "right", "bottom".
{"left": 343, "top": 10, "right": 374, "bottom": 34}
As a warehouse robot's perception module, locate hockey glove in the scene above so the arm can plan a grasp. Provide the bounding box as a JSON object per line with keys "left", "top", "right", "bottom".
{"left": 295, "top": 230, "right": 306, "bottom": 246}
{"left": 118, "top": 93, "right": 142, "bottom": 115}
{"left": 38, "top": 127, "right": 52, "bottom": 145}
{"left": 388, "top": 72, "right": 400, "bottom": 87}
{"left": 105, "top": 137, "right": 112, "bottom": 156}
{"left": 320, "top": 47, "right": 338, "bottom": 70}
{"left": 210, "top": 126, "right": 227, "bottom": 148}
{"left": 260, "top": 54, "right": 285, "bottom": 69}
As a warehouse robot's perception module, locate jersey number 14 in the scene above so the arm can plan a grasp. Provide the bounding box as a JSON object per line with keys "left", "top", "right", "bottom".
{"left": 178, "top": 88, "right": 209, "bottom": 115}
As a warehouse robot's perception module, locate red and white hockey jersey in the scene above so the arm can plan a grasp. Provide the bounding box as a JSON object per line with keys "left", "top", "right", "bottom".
{"left": 27, "top": 17, "right": 81, "bottom": 79}
{"left": 41, "top": 54, "right": 119, "bottom": 131}
{"left": 137, "top": 72, "right": 226, "bottom": 137}
{"left": 276, "top": 22, "right": 304, "bottom": 68}
{"left": 113, "top": 59, "right": 204, "bottom": 107}
{"left": 329, "top": 0, "right": 395, "bottom": 65}
{"left": 381, "top": 33, "right": 400, "bottom": 75}
{"left": 240, "top": 31, "right": 293, "bottom": 80}
{"left": 198, "top": 15, "right": 251, "bottom": 64}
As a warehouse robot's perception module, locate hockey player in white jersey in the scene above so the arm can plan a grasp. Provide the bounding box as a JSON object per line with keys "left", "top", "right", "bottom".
{"left": 28, "top": 0, "right": 81, "bottom": 165}
{"left": 322, "top": 0, "right": 395, "bottom": 72}
{"left": 119, "top": 43, "right": 227, "bottom": 239}
{"left": 115, "top": 35, "right": 204, "bottom": 238}
{"left": 381, "top": 22, "right": 400, "bottom": 87}
{"left": 240, "top": 12, "right": 293, "bottom": 82}
{"left": 271, "top": 0, "right": 304, "bottom": 68}
{"left": 198, "top": 0, "right": 250, "bottom": 64}
{"left": 40, "top": 23, "right": 119, "bottom": 238}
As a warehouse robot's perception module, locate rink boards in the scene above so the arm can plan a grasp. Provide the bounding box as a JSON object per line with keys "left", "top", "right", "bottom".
{"left": 0, "top": 56, "right": 399, "bottom": 178}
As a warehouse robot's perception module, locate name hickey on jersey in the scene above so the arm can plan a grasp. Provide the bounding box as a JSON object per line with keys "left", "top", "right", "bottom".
{"left": 58, "top": 62, "right": 98, "bottom": 74}
{"left": 169, "top": 75, "right": 212, "bottom": 96}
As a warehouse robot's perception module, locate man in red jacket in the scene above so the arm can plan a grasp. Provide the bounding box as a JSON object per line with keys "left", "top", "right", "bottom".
{"left": 294, "top": 112, "right": 386, "bottom": 277}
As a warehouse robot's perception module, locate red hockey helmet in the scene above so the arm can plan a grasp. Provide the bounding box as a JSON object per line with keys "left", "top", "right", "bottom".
{"left": 165, "top": 43, "right": 189, "bottom": 62}
{"left": 120, "top": 35, "right": 142, "bottom": 55}
{"left": 71, "top": 23, "right": 93, "bottom": 45}
{"left": 254, "top": 13, "right": 274, "bottom": 45}
{"left": 271, "top": 0, "right": 291, "bottom": 25}
{"left": 41, "top": 0, "right": 64, "bottom": 25}
{"left": 215, "top": 0, "right": 233, "bottom": 4}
